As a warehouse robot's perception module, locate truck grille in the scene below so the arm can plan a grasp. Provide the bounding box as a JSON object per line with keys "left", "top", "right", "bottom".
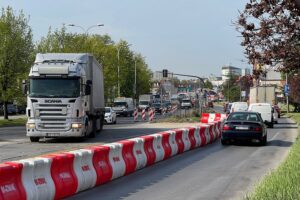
{"left": 35, "top": 104, "right": 71, "bottom": 131}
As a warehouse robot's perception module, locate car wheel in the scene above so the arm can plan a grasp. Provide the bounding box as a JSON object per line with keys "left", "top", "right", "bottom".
{"left": 30, "top": 137, "right": 40, "bottom": 142}
{"left": 260, "top": 135, "right": 267, "bottom": 146}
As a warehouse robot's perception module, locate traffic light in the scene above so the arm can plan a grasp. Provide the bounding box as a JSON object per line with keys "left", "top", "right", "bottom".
{"left": 162, "top": 69, "right": 168, "bottom": 77}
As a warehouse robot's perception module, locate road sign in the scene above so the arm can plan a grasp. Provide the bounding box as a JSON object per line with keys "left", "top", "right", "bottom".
{"left": 284, "top": 84, "right": 289, "bottom": 96}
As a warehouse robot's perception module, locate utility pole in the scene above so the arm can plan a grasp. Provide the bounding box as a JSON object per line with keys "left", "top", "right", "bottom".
{"left": 286, "top": 73, "right": 289, "bottom": 113}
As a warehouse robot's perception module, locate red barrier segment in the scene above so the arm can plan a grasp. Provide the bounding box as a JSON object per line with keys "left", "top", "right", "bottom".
{"left": 118, "top": 140, "right": 137, "bottom": 175}
{"left": 0, "top": 163, "right": 26, "bottom": 200}
{"left": 87, "top": 146, "right": 113, "bottom": 186}
{"left": 199, "top": 126, "right": 207, "bottom": 146}
{"left": 139, "top": 136, "right": 156, "bottom": 166}
{"left": 200, "top": 113, "right": 210, "bottom": 123}
{"left": 214, "top": 113, "right": 221, "bottom": 121}
{"left": 43, "top": 153, "right": 78, "bottom": 200}
{"left": 174, "top": 129, "right": 184, "bottom": 154}
{"left": 160, "top": 132, "right": 172, "bottom": 160}
{"left": 188, "top": 127, "right": 196, "bottom": 149}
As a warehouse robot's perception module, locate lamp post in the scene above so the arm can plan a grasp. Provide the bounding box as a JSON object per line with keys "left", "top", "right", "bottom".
{"left": 116, "top": 43, "right": 132, "bottom": 97}
{"left": 67, "top": 24, "right": 104, "bottom": 35}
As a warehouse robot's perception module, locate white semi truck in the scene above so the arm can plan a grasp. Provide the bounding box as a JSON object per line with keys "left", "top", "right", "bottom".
{"left": 23, "top": 53, "right": 105, "bottom": 142}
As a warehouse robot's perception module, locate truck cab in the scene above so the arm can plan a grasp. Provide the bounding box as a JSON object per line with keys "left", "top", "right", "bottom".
{"left": 24, "top": 53, "right": 105, "bottom": 142}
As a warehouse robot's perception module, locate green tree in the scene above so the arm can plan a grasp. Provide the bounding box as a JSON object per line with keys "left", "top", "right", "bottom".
{"left": 36, "top": 28, "right": 152, "bottom": 103}
{"left": 204, "top": 80, "right": 213, "bottom": 90}
{"left": 221, "top": 75, "right": 241, "bottom": 102}
{"left": 0, "top": 6, "right": 34, "bottom": 119}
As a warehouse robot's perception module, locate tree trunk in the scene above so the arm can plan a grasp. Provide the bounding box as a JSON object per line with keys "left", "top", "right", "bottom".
{"left": 3, "top": 101, "right": 8, "bottom": 120}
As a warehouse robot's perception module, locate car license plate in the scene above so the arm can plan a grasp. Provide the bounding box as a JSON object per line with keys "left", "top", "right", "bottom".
{"left": 235, "top": 126, "right": 249, "bottom": 130}
{"left": 46, "top": 133, "right": 60, "bottom": 137}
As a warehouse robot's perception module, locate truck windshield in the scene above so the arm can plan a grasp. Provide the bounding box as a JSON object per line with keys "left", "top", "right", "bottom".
{"left": 114, "top": 102, "right": 127, "bottom": 107}
{"left": 29, "top": 78, "right": 80, "bottom": 98}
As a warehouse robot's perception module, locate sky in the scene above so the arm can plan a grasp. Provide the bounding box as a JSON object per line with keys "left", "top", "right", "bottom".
{"left": 1, "top": 0, "right": 250, "bottom": 78}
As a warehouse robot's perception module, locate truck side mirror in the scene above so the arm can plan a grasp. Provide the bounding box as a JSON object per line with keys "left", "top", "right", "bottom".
{"left": 85, "top": 85, "right": 91, "bottom": 95}
{"left": 85, "top": 80, "right": 92, "bottom": 95}
{"left": 22, "top": 80, "right": 27, "bottom": 95}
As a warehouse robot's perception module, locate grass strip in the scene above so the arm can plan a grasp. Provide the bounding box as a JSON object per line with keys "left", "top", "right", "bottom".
{"left": 0, "top": 118, "right": 27, "bottom": 127}
{"left": 245, "top": 113, "right": 300, "bottom": 200}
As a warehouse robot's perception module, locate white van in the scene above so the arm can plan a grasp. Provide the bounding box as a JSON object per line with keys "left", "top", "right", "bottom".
{"left": 230, "top": 102, "right": 248, "bottom": 113}
{"left": 248, "top": 103, "right": 273, "bottom": 128}
{"left": 113, "top": 97, "right": 134, "bottom": 117}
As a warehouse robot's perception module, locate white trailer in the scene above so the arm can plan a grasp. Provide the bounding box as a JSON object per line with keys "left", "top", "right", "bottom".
{"left": 23, "top": 53, "right": 105, "bottom": 142}
{"left": 249, "top": 86, "right": 276, "bottom": 104}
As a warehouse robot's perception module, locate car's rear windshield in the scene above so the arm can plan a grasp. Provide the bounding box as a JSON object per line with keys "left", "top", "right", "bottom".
{"left": 228, "top": 113, "right": 260, "bottom": 121}
{"left": 182, "top": 100, "right": 190, "bottom": 103}
{"left": 105, "top": 108, "right": 111, "bottom": 113}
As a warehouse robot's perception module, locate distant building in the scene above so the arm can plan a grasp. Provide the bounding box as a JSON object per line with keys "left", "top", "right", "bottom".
{"left": 221, "top": 65, "right": 241, "bottom": 80}
{"left": 242, "top": 68, "right": 251, "bottom": 76}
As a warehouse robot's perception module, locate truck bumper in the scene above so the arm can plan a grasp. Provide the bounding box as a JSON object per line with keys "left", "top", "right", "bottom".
{"left": 26, "top": 128, "right": 85, "bottom": 138}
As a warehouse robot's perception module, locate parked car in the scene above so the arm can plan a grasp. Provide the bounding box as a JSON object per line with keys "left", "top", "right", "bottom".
{"left": 221, "top": 111, "right": 267, "bottom": 145}
{"left": 248, "top": 103, "right": 273, "bottom": 128}
{"left": 16, "top": 105, "right": 26, "bottom": 114}
{"left": 230, "top": 102, "right": 248, "bottom": 113}
{"left": 104, "top": 107, "right": 117, "bottom": 124}
{"left": 7, "top": 104, "right": 17, "bottom": 115}
{"left": 181, "top": 99, "right": 192, "bottom": 109}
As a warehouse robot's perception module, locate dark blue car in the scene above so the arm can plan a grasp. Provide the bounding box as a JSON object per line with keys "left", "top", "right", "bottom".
{"left": 221, "top": 111, "right": 267, "bottom": 145}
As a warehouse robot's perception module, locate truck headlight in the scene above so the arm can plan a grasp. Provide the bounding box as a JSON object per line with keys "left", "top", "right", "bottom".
{"left": 26, "top": 123, "right": 35, "bottom": 129}
{"left": 72, "top": 123, "right": 83, "bottom": 129}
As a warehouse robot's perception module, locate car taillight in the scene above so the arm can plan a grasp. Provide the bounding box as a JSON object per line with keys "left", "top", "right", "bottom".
{"left": 223, "top": 124, "right": 231, "bottom": 131}
{"left": 254, "top": 127, "right": 262, "bottom": 132}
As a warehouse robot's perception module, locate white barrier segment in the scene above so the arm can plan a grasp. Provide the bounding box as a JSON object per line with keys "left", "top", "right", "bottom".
{"left": 151, "top": 134, "right": 165, "bottom": 162}
{"left": 179, "top": 128, "right": 191, "bottom": 152}
{"left": 128, "top": 138, "right": 147, "bottom": 170}
{"left": 192, "top": 126, "right": 201, "bottom": 147}
{"left": 17, "top": 157, "right": 55, "bottom": 200}
{"left": 103, "top": 143, "right": 126, "bottom": 180}
{"left": 68, "top": 149, "right": 97, "bottom": 193}
{"left": 208, "top": 113, "right": 216, "bottom": 123}
{"left": 165, "top": 130, "right": 178, "bottom": 156}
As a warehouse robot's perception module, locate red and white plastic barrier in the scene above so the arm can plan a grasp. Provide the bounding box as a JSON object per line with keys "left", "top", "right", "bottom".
{"left": 200, "top": 113, "right": 228, "bottom": 123}
{"left": 0, "top": 112, "right": 225, "bottom": 200}
{"left": 142, "top": 109, "right": 146, "bottom": 120}
{"left": 133, "top": 109, "right": 138, "bottom": 122}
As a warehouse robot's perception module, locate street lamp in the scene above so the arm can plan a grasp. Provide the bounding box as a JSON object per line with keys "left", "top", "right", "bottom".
{"left": 67, "top": 24, "right": 104, "bottom": 35}
{"left": 116, "top": 43, "right": 132, "bottom": 97}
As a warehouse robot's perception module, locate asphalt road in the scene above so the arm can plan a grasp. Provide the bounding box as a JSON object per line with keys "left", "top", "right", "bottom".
{"left": 0, "top": 108, "right": 298, "bottom": 199}
{"left": 0, "top": 108, "right": 194, "bottom": 162}
{"left": 68, "top": 117, "right": 298, "bottom": 200}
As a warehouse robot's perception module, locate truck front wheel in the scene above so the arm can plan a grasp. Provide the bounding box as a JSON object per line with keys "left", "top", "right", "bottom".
{"left": 30, "top": 137, "right": 40, "bottom": 142}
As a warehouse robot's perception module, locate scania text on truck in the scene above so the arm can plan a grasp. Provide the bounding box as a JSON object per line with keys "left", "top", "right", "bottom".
{"left": 23, "top": 53, "right": 105, "bottom": 142}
